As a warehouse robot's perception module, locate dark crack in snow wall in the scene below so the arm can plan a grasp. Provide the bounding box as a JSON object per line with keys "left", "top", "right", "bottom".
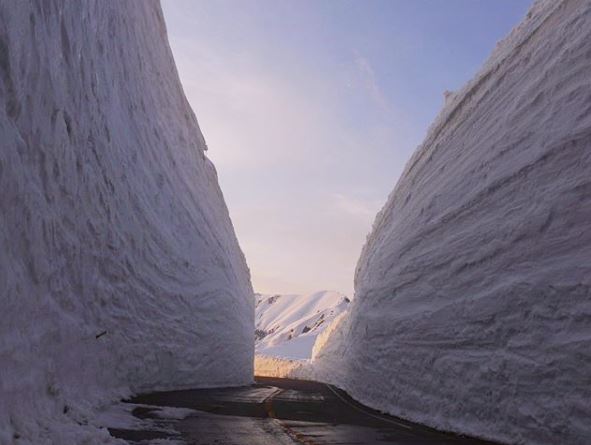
{"left": 313, "top": 1, "right": 591, "bottom": 444}
{"left": 0, "top": 1, "right": 253, "bottom": 443}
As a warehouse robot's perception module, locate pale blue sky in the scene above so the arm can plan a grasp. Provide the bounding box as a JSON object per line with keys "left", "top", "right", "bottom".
{"left": 161, "top": 0, "right": 532, "bottom": 297}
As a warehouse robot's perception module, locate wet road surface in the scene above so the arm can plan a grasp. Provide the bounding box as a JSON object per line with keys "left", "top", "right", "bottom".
{"left": 109, "top": 377, "right": 500, "bottom": 444}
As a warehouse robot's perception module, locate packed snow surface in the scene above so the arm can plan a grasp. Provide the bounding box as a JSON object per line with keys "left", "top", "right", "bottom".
{"left": 314, "top": 1, "right": 591, "bottom": 444}
{"left": 0, "top": 1, "right": 252, "bottom": 444}
{"left": 255, "top": 291, "right": 349, "bottom": 359}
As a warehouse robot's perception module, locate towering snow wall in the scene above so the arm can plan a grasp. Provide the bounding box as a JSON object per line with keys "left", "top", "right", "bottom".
{"left": 0, "top": 1, "right": 253, "bottom": 443}
{"left": 314, "top": 1, "right": 591, "bottom": 444}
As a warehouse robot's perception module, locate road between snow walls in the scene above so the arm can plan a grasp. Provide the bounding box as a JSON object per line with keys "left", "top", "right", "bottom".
{"left": 0, "top": 1, "right": 253, "bottom": 444}
{"left": 2, "top": 0, "right": 590, "bottom": 444}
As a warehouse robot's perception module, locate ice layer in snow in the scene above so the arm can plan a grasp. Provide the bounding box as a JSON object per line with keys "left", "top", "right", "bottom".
{"left": 255, "top": 291, "right": 349, "bottom": 359}
{"left": 0, "top": 1, "right": 253, "bottom": 443}
{"left": 313, "top": 1, "right": 591, "bottom": 444}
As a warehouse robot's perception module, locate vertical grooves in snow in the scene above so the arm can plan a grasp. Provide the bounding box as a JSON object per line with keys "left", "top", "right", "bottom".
{"left": 0, "top": 1, "right": 253, "bottom": 443}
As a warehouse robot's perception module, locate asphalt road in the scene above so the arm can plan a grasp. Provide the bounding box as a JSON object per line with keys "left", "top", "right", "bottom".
{"left": 109, "top": 377, "right": 500, "bottom": 445}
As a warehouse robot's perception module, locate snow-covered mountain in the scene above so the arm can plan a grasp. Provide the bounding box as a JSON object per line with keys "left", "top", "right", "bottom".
{"left": 255, "top": 291, "right": 349, "bottom": 359}
{"left": 314, "top": 1, "right": 591, "bottom": 445}
{"left": 0, "top": 1, "right": 252, "bottom": 443}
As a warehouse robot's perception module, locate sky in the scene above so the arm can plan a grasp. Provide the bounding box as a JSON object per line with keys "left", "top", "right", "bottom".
{"left": 161, "top": 0, "right": 532, "bottom": 297}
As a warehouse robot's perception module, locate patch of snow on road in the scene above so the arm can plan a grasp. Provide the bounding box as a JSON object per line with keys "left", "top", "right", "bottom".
{"left": 93, "top": 403, "right": 147, "bottom": 432}
{"left": 95, "top": 402, "right": 195, "bottom": 431}
{"left": 150, "top": 407, "right": 197, "bottom": 421}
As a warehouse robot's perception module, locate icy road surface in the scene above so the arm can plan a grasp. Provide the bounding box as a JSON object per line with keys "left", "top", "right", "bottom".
{"left": 107, "top": 378, "right": 500, "bottom": 444}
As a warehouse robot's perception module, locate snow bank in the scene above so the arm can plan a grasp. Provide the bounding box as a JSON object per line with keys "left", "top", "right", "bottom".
{"left": 254, "top": 355, "right": 311, "bottom": 379}
{"left": 255, "top": 291, "right": 349, "bottom": 359}
{"left": 0, "top": 1, "right": 252, "bottom": 443}
{"left": 314, "top": 1, "right": 591, "bottom": 444}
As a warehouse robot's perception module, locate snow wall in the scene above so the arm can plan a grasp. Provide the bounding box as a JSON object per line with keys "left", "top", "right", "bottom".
{"left": 0, "top": 1, "right": 253, "bottom": 443}
{"left": 314, "top": 1, "right": 591, "bottom": 444}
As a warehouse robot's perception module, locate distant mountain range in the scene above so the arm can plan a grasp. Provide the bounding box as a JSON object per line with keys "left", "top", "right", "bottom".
{"left": 255, "top": 291, "right": 350, "bottom": 359}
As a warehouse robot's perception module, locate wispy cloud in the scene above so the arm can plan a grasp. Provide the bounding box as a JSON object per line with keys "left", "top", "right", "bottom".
{"left": 353, "top": 51, "right": 391, "bottom": 113}
{"left": 332, "top": 193, "right": 383, "bottom": 220}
